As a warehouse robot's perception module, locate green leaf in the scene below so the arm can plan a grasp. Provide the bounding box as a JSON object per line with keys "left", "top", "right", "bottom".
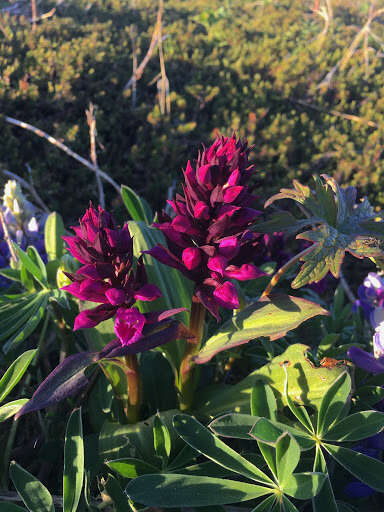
{"left": 282, "top": 472, "right": 326, "bottom": 500}
{"left": 153, "top": 414, "right": 171, "bottom": 465}
{"left": 0, "top": 399, "right": 29, "bottom": 422}
{"left": 250, "top": 418, "right": 286, "bottom": 446}
{"left": 13, "top": 244, "right": 47, "bottom": 288}
{"left": 103, "top": 475, "right": 129, "bottom": 512}
{"left": 127, "top": 221, "right": 192, "bottom": 370}
{"left": 354, "top": 385, "right": 384, "bottom": 408}
{"left": 2, "top": 293, "right": 49, "bottom": 353}
{"left": 275, "top": 432, "right": 300, "bottom": 485}
{"left": 283, "top": 364, "right": 313, "bottom": 433}
{"left": 324, "top": 443, "right": 384, "bottom": 492}
{"left": 312, "top": 446, "right": 338, "bottom": 512}
{"left": 196, "top": 344, "right": 345, "bottom": 417}
{"left": 0, "top": 349, "right": 36, "bottom": 403}
{"left": 107, "top": 458, "right": 160, "bottom": 478}
{"left": 317, "top": 371, "right": 351, "bottom": 436}
{"left": 44, "top": 212, "right": 65, "bottom": 261}
{"left": 9, "top": 461, "right": 54, "bottom": 512}
{"left": 121, "top": 185, "right": 153, "bottom": 224}
{"left": 265, "top": 176, "right": 384, "bottom": 288}
{"left": 325, "top": 411, "right": 384, "bottom": 442}
{"left": 195, "top": 295, "right": 328, "bottom": 364}
{"left": 126, "top": 474, "right": 271, "bottom": 507}
{"left": 63, "top": 408, "right": 84, "bottom": 512}
{"left": 210, "top": 413, "right": 314, "bottom": 451}
{"left": 173, "top": 414, "right": 273, "bottom": 485}
{"left": 0, "top": 268, "right": 21, "bottom": 282}
{"left": 0, "top": 503, "right": 27, "bottom": 511}
{"left": 257, "top": 442, "right": 277, "bottom": 479}
{"left": 180, "top": 460, "right": 240, "bottom": 478}
{"left": 27, "top": 246, "right": 47, "bottom": 283}
{"left": 282, "top": 496, "right": 299, "bottom": 512}
{"left": 251, "top": 382, "right": 278, "bottom": 421}
{"left": 250, "top": 495, "right": 277, "bottom": 511}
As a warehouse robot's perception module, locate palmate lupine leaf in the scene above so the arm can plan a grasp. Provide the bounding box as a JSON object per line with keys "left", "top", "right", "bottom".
{"left": 259, "top": 175, "right": 384, "bottom": 288}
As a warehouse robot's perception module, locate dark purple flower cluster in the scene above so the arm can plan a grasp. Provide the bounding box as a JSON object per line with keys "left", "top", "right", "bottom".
{"left": 146, "top": 134, "right": 266, "bottom": 320}
{"left": 62, "top": 205, "right": 167, "bottom": 346}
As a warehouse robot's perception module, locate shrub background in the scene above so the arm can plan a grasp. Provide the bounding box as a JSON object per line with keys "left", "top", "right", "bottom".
{"left": 0, "top": 0, "right": 383, "bottom": 220}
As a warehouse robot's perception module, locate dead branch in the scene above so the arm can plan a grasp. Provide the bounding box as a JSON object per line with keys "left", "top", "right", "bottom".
{"left": 4, "top": 115, "right": 120, "bottom": 194}
{"left": 123, "top": 0, "right": 163, "bottom": 92}
{"left": 288, "top": 97, "right": 378, "bottom": 128}
{"left": 86, "top": 103, "right": 105, "bottom": 208}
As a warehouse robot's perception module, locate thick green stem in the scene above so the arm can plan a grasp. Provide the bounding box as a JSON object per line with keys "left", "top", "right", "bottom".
{"left": 178, "top": 299, "right": 206, "bottom": 411}
{"left": 261, "top": 245, "right": 313, "bottom": 298}
{"left": 124, "top": 354, "right": 140, "bottom": 423}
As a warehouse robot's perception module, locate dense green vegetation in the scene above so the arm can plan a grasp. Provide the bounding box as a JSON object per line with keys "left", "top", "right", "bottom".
{"left": 1, "top": 0, "right": 383, "bottom": 219}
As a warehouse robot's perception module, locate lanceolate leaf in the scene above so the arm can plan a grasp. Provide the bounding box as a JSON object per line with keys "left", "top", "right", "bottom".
{"left": 126, "top": 474, "right": 271, "bottom": 507}
{"left": 44, "top": 212, "right": 65, "bottom": 261}
{"left": 282, "top": 472, "right": 326, "bottom": 500}
{"left": 0, "top": 349, "right": 36, "bottom": 403}
{"left": 9, "top": 461, "right": 54, "bottom": 512}
{"left": 16, "top": 319, "right": 192, "bottom": 418}
{"left": 316, "top": 371, "right": 351, "bottom": 436}
{"left": 210, "top": 413, "right": 314, "bottom": 451}
{"left": 121, "top": 185, "right": 153, "bottom": 224}
{"left": 251, "top": 382, "right": 278, "bottom": 421}
{"left": 195, "top": 295, "right": 328, "bottom": 364}
{"left": 107, "top": 458, "right": 160, "bottom": 478}
{"left": 275, "top": 433, "right": 300, "bottom": 485}
{"left": 324, "top": 443, "right": 384, "bottom": 492}
{"left": 324, "top": 411, "right": 384, "bottom": 442}
{"left": 63, "top": 408, "right": 84, "bottom": 512}
{"left": 0, "top": 399, "right": 29, "bottom": 422}
{"left": 312, "top": 446, "right": 338, "bottom": 512}
{"left": 173, "top": 414, "right": 273, "bottom": 485}
{"left": 15, "top": 352, "right": 97, "bottom": 418}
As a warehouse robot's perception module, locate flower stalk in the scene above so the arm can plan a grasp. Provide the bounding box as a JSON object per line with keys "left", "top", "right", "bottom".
{"left": 178, "top": 300, "right": 206, "bottom": 411}
{"left": 261, "top": 245, "right": 313, "bottom": 297}
{"left": 124, "top": 354, "right": 140, "bottom": 423}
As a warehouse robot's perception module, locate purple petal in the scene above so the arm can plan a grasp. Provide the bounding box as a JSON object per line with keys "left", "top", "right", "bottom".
{"left": 62, "top": 236, "right": 92, "bottom": 264}
{"left": 74, "top": 304, "right": 115, "bottom": 330}
{"left": 105, "top": 288, "right": 126, "bottom": 306}
{"left": 182, "top": 247, "right": 202, "bottom": 270}
{"left": 223, "top": 186, "right": 245, "bottom": 203}
{"left": 213, "top": 281, "right": 239, "bottom": 309}
{"left": 195, "top": 286, "right": 220, "bottom": 321}
{"left": 197, "top": 164, "right": 212, "bottom": 188}
{"left": 219, "top": 237, "right": 239, "bottom": 259}
{"left": 114, "top": 307, "right": 146, "bottom": 346}
{"left": 171, "top": 215, "right": 194, "bottom": 233}
{"left": 208, "top": 255, "right": 227, "bottom": 276}
{"left": 77, "top": 263, "right": 114, "bottom": 279}
{"left": 144, "top": 246, "right": 185, "bottom": 273}
{"left": 194, "top": 201, "right": 210, "bottom": 220}
{"left": 227, "top": 168, "right": 241, "bottom": 186}
{"left": 134, "top": 284, "right": 162, "bottom": 302}
{"left": 145, "top": 307, "right": 189, "bottom": 324}
{"left": 348, "top": 346, "right": 384, "bottom": 374}
{"left": 224, "top": 263, "right": 266, "bottom": 281}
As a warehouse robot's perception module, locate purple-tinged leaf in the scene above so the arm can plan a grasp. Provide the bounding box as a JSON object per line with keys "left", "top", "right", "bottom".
{"left": 15, "top": 352, "right": 97, "bottom": 418}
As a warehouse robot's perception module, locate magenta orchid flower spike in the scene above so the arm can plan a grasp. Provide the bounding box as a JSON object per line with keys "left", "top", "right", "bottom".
{"left": 146, "top": 134, "right": 265, "bottom": 320}
{"left": 62, "top": 204, "right": 177, "bottom": 346}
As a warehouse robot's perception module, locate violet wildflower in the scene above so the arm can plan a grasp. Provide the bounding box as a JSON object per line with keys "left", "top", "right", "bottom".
{"left": 146, "top": 134, "right": 266, "bottom": 320}
{"left": 349, "top": 273, "right": 384, "bottom": 373}
{"left": 62, "top": 204, "right": 176, "bottom": 347}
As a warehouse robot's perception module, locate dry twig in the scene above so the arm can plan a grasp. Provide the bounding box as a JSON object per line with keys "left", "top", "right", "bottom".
{"left": 4, "top": 115, "right": 120, "bottom": 194}
{"left": 123, "top": 0, "right": 164, "bottom": 92}
{"left": 86, "top": 103, "right": 105, "bottom": 208}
